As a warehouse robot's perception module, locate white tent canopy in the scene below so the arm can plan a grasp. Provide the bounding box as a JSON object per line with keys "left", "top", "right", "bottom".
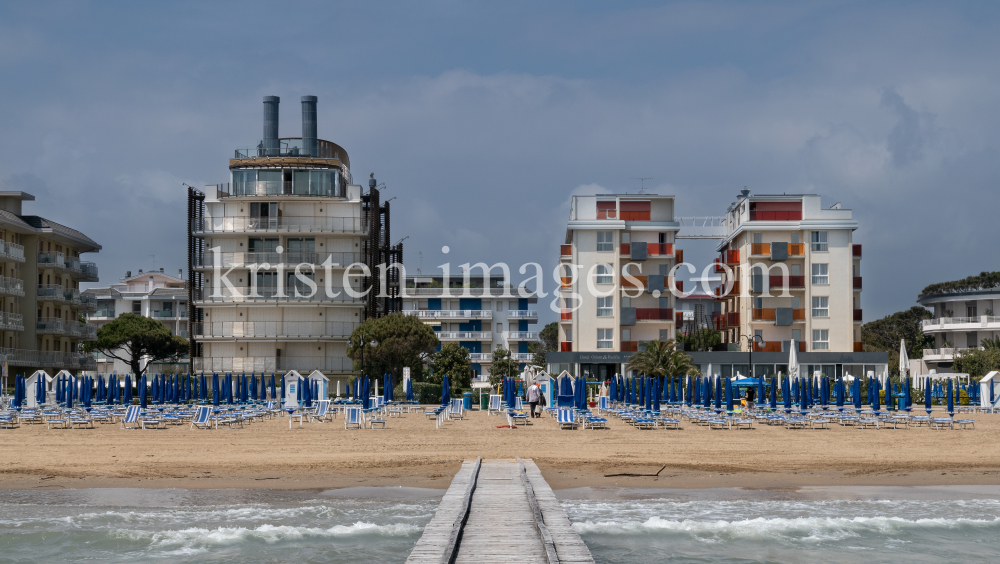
{"left": 913, "top": 372, "right": 971, "bottom": 390}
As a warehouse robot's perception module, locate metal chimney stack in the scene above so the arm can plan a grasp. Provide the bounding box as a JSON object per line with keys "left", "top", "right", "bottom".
{"left": 301, "top": 96, "right": 317, "bottom": 158}
{"left": 263, "top": 96, "right": 280, "bottom": 157}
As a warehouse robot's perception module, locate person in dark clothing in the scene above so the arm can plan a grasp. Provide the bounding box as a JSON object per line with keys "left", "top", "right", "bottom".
{"left": 746, "top": 386, "right": 756, "bottom": 410}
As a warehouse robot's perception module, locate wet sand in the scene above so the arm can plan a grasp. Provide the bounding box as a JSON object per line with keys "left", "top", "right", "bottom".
{"left": 1, "top": 408, "right": 998, "bottom": 490}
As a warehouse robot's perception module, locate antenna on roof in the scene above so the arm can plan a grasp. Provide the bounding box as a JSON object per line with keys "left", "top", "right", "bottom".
{"left": 631, "top": 177, "right": 653, "bottom": 194}
{"left": 417, "top": 251, "right": 423, "bottom": 274}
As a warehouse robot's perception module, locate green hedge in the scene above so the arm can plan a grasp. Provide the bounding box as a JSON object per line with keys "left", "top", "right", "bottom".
{"left": 393, "top": 382, "right": 443, "bottom": 404}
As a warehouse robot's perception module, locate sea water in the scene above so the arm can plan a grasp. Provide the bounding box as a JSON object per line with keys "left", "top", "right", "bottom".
{"left": 2, "top": 486, "right": 999, "bottom": 563}
{"left": 561, "top": 486, "right": 1000, "bottom": 564}
{"left": 0, "top": 487, "right": 437, "bottom": 563}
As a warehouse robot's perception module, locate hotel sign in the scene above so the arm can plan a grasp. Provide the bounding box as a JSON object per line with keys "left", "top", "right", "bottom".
{"left": 547, "top": 351, "right": 636, "bottom": 363}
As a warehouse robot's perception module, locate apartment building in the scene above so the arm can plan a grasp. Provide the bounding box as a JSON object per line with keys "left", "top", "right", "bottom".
{"left": 83, "top": 268, "right": 189, "bottom": 374}
{"left": 403, "top": 274, "right": 539, "bottom": 378}
{"left": 714, "top": 192, "right": 862, "bottom": 354}
{"left": 916, "top": 287, "right": 999, "bottom": 372}
{"left": 0, "top": 191, "right": 99, "bottom": 374}
{"left": 553, "top": 193, "right": 681, "bottom": 381}
{"left": 186, "top": 96, "right": 402, "bottom": 391}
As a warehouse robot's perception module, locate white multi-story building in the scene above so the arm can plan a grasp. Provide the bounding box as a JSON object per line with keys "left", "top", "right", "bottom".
{"left": 553, "top": 193, "right": 681, "bottom": 380}
{"left": 403, "top": 274, "right": 539, "bottom": 379}
{"left": 187, "top": 96, "right": 401, "bottom": 391}
{"left": 917, "top": 284, "right": 1000, "bottom": 372}
{"left": 715, "top": 192, "right": 862, "bottom": 354}
{"left": 83, "top": 268, "right": 189, "bottom": 374}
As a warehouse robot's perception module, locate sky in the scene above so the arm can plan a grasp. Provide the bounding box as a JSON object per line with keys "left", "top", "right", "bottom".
{"left": 0, "top": 1, "right": 997, "bottom": 324}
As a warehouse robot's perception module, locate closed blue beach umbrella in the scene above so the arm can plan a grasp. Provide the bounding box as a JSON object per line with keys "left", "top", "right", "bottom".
{"left": 652, "top": 378, "right": 661, "bottom": 413}
{"left": 947, "top": 379, "right": 954, "bottom": 416}
{"left": 782, "top": 376, "right": 791, "bottom": 411}
{"left": 687, "top": 376, "right": 694, "bottom": 406}
{"left": 269, "top": 374, "right": 276, "bottom": 402}
{"left": 212, "top": 373, "right": 220, "bottom": 407}
{"left": 124, "top": 375, "right": 132, "bottom": 405}
{"left": 440, "top": 375, "right": 449, "bottom": 406}
{"left": 704, "top": 377, "right": 712, "bottom": 409}
{"left": 406, "top": 377, "right": 414, "bottom": 402}
{"left": 65, "top": 376, "right": 73, "bottom": 409}
{"left": 139, "top": 374, "right": 148, "bottom": 408}
{"left": 872, "top": 378, "right": 881, "bottom": 412}
{"left": 714, "top": 376, "right": 722, "bottom": 411}
{"left": 836, "top": 376, "right": 844, "bottom": 409}
{"left": 904, "top": 377, "right": 911, "bottom": 409}
{"left": 769, "top": 376, "right": 777, "bottom": 410}
{"left": 925, "top": 377, "right": 933, "bottom": 414}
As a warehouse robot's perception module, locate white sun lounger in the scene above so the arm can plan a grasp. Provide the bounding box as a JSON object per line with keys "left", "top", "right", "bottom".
{"left": 487, "top": 395, "right": 503, "bottom": 416}
{"left": 557, "top": 408, "right": 578, "bottom": 430}
{"left": 120, "top": 405, "right": 141, "bottom": 430}
{"left": 309, "top": 400, "right": 334, "bottom": 423}
{"left": 344, "top": 407, "right": 363, "bottom": 430}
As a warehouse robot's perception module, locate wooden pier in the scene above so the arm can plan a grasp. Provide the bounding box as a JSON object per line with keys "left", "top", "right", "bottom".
{"left": 406, "top": 458, "right": 594, "bottom": 564}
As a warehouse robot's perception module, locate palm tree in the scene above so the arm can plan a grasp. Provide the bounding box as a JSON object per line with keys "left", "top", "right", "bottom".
{"left": 625, "top": 339, "right": 700, "bottom": 379}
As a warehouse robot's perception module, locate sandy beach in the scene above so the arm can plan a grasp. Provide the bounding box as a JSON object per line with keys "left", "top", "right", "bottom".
{"left": 2, "top": 409, "right": 998, "bottom": 491}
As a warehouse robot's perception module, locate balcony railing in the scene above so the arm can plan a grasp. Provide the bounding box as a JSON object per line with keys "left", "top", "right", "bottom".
{"left": 751, "top": 243, "right": 770, "bottom": 256}
{"left": 404, "top": 287, "right": 528, "bottom": 296}
{"left": 38, "top": 252, "right": 65, "bottom": 268}
{"left": 36, "top": 318, "right": 97, "bottom": 339}
{"left": 753, "top": 341, "right": 782, "bottom": 352}
{"left": 922, "top": 316, "right": 1000, "bottom": 329}
{"left": 789, "top": 243, "right": 805, "bottom": 256}
{"left": 922, "top": 347, "right": 982, "bottom": 359}
{"left": 560, "top": 310, "right": 572, "bottom": 321}
{"left": 854, "top": 309, "right": 863, "bottom": 322}
{"left": 37, "top": 285, "right": 93, "bottom": 309}
{"left": 560, "top": 244, "right": 572, "bottom": 257}
{"left": 0, "top": 241, "right": 24, "bottom": 262}
{"left": 405, "top": 310, "right": 492, "bottom": 319}
{"left": 636, "top": 308, "right": 674, "bottom": 321}
{"left": 192, "top": 355, "right": 353, "bottom": 373}
{"left": 511, "top": 353, "right": 533, "bottom": 361}
{"left": 469, "top": 353, "right": 491, "bottom": 361}
{"left": 0, "top": 312, "right": 24, "bottom": 331}
{"left": 715, "top": 281, "right": 740, "bottom": 298}
{"left": 621, "top": 275, "right": 647, "bottom": 288}
{"left": 853, "top": 277, "right": 862, "bottom": 290}
{"left": 0, "top": 347, "right": 96, "bottom": 369}
{"left": 90, "top": 309, "right": 116, "bottom": 319}
{"left": 853, "top": 244, "right": 862, "bottom": 257}
{"left": 0, "top": 276, "right": 24, "bottom": 297}
{"left": 621, "top": 341, "right": 638, "bottom": 352}
{"left": 725, "top": 312, "right": 740, "bottom": 327}
{"left": 36, "top": 317, "right": 65, "bottom": 335}
{"left": 192, "top": 216, "right": 367, "bottom": 235}
{"left": 854, "top": 342, "right": 863, "bottom": 352}
{"left": 560, "top": 342, "right": 572, "bottom": 352}
{"left": 507, "top": 310, "right": 538, "bottom": 319}
{"left": 192, "top": 321, "right": 357, "bottom": 339}
{"left": 152, "top": 310, "right": 184, "bottom": 318}
{"left": 749, "top": 210, "right": 802, "bottom": 221}
{"left": 752, "top": 308, "right": 776, "bottom": 321}
{"left": 192, "top": 251, "right": 362, "bottom": 268}
{"left": 436, "top": 331, "right": 492, "bottom": 340}
{"left": 192, "top": 288, "right": 364, "bottom": 304}
{"left": 724, "top": 250, "right": 740, "bottom": 264}
{"left": 505, "top": 331, "right": 540, "bottom": 340}
{"left": 769, "top": 275, "right": 805, "bottom": 289}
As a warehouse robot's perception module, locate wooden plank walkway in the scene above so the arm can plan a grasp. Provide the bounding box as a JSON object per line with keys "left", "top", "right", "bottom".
{"left": 406, "top": 458, "right": 593, "bottom": 564}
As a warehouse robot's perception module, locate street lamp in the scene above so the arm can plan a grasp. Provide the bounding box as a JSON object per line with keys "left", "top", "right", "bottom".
{"left": 739, "top": 334, "right": 764, "bottom": 380}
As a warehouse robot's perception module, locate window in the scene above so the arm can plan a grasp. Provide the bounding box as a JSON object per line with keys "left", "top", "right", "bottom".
{"left": 621, "top": 232, "right": 630, "bottom": 244}
{"left": 753, "top": 297, "right": 763, "bottom": 309}
{"left": 621, "top": 295, "right": 631, "bottom": 308}
{"left": 792, "top": 296, "right": 800, "bottom": 309}
{"left": 812, "top": 329, "right": 829, "bottom": 350}
{"left": 622, "top": 329, "right": 631, "bottom": 341}
{"left": 597, "top": 231, "right": 613, "bottom": 251}
{"left": 792, "top": 329, "right": 801, "bottom": 342}
{"left": 597, "top": 328, "right": 613, "bottom": 349}
{"left": 792, "top": 233, "right": 799, "bottom": 244}
{"left": 597, "top": 296, "right": 613, "bottom": 317}
{"left": 811, "top": 231, "right": 828, "bottom": 252}
{"left": 132, "top": 301, "right": 141, "bottom": 314}
{"left": 811, "top": 263, "right": 829, "bottom": 285}
{"left": 753, "top": 232, "right": 762, "bottom": 244}
{"left": 791, "top": 264, "right": 800, "bottom": 275}
{"left": 812, "top": 296, "right": 829, "bottom": 317}
{"left": 566, "top": 329, "right": 572, "bottom": 342}
{"left": 596, "top": 264, "right": 612, "bottom": 284}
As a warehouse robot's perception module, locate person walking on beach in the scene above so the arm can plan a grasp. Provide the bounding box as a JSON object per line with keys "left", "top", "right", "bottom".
{"left": 745, "top": 386, "right": 756, "bottom": 411}
{"left": 527, "top": 380, "right": 541, "bottom": 418}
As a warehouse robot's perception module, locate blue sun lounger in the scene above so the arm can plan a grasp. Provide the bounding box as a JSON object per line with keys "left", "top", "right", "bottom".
{"left": 557, "top": 408, "right": 578, "bottom": 429}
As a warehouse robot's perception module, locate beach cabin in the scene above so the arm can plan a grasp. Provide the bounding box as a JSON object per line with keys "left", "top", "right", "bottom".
{"left": 979, "top": 371, "right": 1000, "bottom": 409}
{"left": 283, "top": 370, "right": 303, "bottom": 409}
{"left": 307, "top": 370, "right": 329, "bottom": 400}
{"left": 25, "top": 370, "right": 52, "bottom": 407}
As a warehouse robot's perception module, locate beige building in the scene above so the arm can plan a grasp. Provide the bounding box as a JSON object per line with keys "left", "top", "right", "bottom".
{"left": 556, "top": 193, "right": 681, "bottom": 380}
{"left": 715, "top": 192, "right": 862, "bottom": 353}
{"left": 917, "top": 288, "right": 999, "bottom": 372}
{"left": 0, "top": 191, "right": 99, "bottom": 374}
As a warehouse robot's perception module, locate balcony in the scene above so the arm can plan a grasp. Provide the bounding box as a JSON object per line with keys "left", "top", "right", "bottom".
{"left": 90, "top": 309, "right": 116, "bottom": 319}
{"left": 853, "top": 244, "right": 862, "bottom": 257}
{"left": 674, "top": 280, "right": 683, "bottom": 293}
{"left": 511, "top": 353, "right": 533, "bottom": 362}
{"left": 38, "top": 252, "right": 65, "bottom": 269}
{"left": 507, "top": 310, "right": 538, "bottom": 319}
{"left": 724, "top": 250, "right": 740, "bottom": 265}
{"left": 560, "top": 244, "right": 572, "bottom": 257}
{"left": 715, "top": 281, "right": 740, "bottom": 298}
{"left": 636, "top": 308, "right": 674, "bottom": 321}
{"left": 36, "top": 317, "right": 65, "bottom": 335}
{"left": 561, "top": 276, "right": 572, "bottom": 289}
{"left": 752, "top": 308, "right": 776, "bottom": 322}
{"left": 560, "top": 310, "right": 572, "bottom": 321}
{"left": 714, "top": 258, "right": 725, "bottom": 273}
{"left": 789, "top": 243, "right": 805, "bottom": 256}
{"left": 36, "top": 318, "right": 97, "bottom": 339}
{"left": 404, "top": 287, "right": 528, "bottom": 297}
{"left": 469, "top": 353, "right": 491, "bottom": 361}
{"left": 405, "top": 309, "right": 493, "bottom": 320}
{"left": 922, "top": 347, "right": 982, "bottom": 361}
{"left": 437, "top": 331, "right": 492, "bottom": 340}
{"left": 793, "top": 308, "right": 806, "bottom": 321}
{"left": 560, "top": 342, "right": 572, "bottom": 352}
{"left": 621, "top": 341, "right": 638, "bottom": 352}
{"left": 0, "top": 312, "right": 24, "bottom": 331}
{"left": 751, "top": 243, "right": 770, "bottom": 256}
{"left": 0, "top": 276, "right": 24, "bottom": 297}
{"left": 853, "top": 277, "right": 862, "bottom": 290}
{"left": 193, "top": 251, "right": 362, "bottom": 269}
{"left": 192, "top": 216, "right": 368, "bottom": 235}
{"left": 621, "top": 275, "right": 647, "bottom": 288}
{"left": 854, "top": 309, "right": 863, "bottom": 322}
{"left": 192, "top": 287, "right": 364, "bottom": 304}
{"left": 921, "top": 316, "right": 1000, "bottom": 331}
{"left": 753, "top": 341, "right": 783, "bottom": 352}
{"left": 749, "top": 210, "right": 802, "bottom": 221}
{"left": 854, "top": 342, "right": 863, "bottom": 352}
{"left": 767, "top": 275, "right": 806, "bottom": 290}
{"left": 0, "top": 241, "right": 24, "bottom": 263}
{"left": 192, "top": 321, "right": 357, "bottom": 339}
{"left": 619, "top": 243, "right": 673, "bottom": 256}
{"left": 192, "top": 355, "right": 353, "bottom": 374}
{"left": 725, "top": 312, "right": 740, "bottom": 328}
{"left": 505, "top": 331, "right": 540, "bottom": 340}
{"left": 152, "top": 309, "right": 186, "bottom": 319}
{"left": 0, "top": 347, "right": 95, "bottom": 369}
